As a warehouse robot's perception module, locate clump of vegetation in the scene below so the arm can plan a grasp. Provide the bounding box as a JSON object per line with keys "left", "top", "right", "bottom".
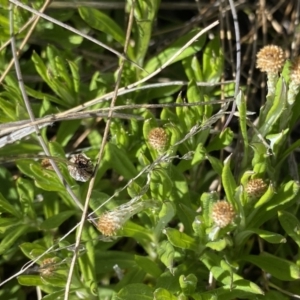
{"left": 1, "top": 1, "right": 300, "bottom": 299}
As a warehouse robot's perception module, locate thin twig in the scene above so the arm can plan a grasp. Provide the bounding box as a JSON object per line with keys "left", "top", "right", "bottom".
{"left": 0, "top": 98, "right": 233, "bottom": 136}
{"left": 0, "top": 10, "right": 39, "bottom": 53}
{"left": 0, "top": 223, "right": 80, "bottom": 288}
{"left": 49, "top": 1, "right": 212, "bottom": 10}
{"left": 8, "top": 0, "right": 142, "bottom": 71}
{"left": 57, "top": 20, "right": 219, "bottom": 117}
{"left": 64, "top": 1, "right": 136, "bottom": 298}
{"left": 9, "top": 3, "right": 84, "bottom": 211}
{"left": 223, "top": 0, "right": 241, "bottom": 129}
{"left": 0, "top": 0, "right": 51, "bottom": 84}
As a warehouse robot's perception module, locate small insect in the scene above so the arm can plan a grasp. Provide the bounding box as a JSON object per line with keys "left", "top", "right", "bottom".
{"left": 67, "top": 153, "right": 94, "bottom": 182}
{"left": 0, "top": 153, "right": 94, "bottom": 182}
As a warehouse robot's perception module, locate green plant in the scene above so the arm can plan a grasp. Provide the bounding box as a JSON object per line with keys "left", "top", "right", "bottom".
{"left": 1, "top": 1, "right": 300, "bottom": 300}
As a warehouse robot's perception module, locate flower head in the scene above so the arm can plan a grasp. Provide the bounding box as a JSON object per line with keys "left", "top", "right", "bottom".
{"left": 212, "top": 200, "right": 235, "bottom": 228}
{"left": 41, "top": 158, "right": 54, "bottom": 170}
{"left": 40, "top": 258, "right": 56, "bottom": 277}
{"left": 148, "top": 127, "right": 169, "bottom": 151}
{"left": 97, "top": 199, "right": 157, "bottom": 236}
{"left": 245, "top": 178, "right": 267, "bottom": 199}
{"left": 97, "top": 212, "right": 123, "bottom": 236}
{"left": 67, "top": 153, "right": 94, "bottom": 182}
{"left": 256, "top": 45, "right": 285, "bottom": 74}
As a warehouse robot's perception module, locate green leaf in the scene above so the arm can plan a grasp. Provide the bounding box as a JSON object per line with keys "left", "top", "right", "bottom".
{"left": 16, "top": 178, "right": 36, "bottom": 220}
{"left": 253, "top": 183, "right": 275, "bottom": 209}
{"left": 115, "top": 266, "right": 146, "bottom": 291}
{"left": 104, "top": 143, "right": 138, "bottom": 180}
{"left": 153, "top": 288, "right": 177, "bottom": 300}
{"left": 78, "top": 225, "right": 97, "bottom": 293}
{"left": 242, "top": 252, "right": 300, "bottom": 281}
{"left": 222, "top": 154, "right": 237, "bottom": 208}
{"left": 200, "top": 251, "right": 262, "bottom": 295}
{"left": 179, "top": 274, "right": 197, "bottom": 295}
{"left": 206, "top": 239, "right": 227, "bottom": 251}
{"left": 95, "top": 251, "right": 135, "bottom": 274}
{"left": 78, "top": 7, "right": 126, "bottom": 46}
{"left": 202, "top": 37, "right": 223, "bottom": 83}
{"left": 17, "top": 275, "right": 44, "bottom": 286}
{"left": 182, "top": 55, "right": 203, "bottom": 81}
{"left": 206, "top": 154, "right": 223, "bottom": 176}
{"left": 256, "top": 77, "right": 287, "bottom": 138}
{"left": 135, "top": 255, "right": 162, "bottom": 278}
{"left": 0, "top": 217, "right": 19, "bottom": 234}
{"left": 164, "top": 228, "right": 200, "bottom": 252}
{"left": 157, "top": 240, "right": 175, "bottom": 272}
{"left": 235, "top": 229, "right": 286, "bottom": 247}
{"left": 19, "top": 242, "right": 47, "bottom": 260}
{"left": 199, "top": 281, "right": 264, "bottom": 299}
{"left": 150, "top": 168, "right": 173, "bottom": 200}
{"left": 25, "top": 85, "right": 64, "bottom": 106}
{"left": 278, "top": 210, "right": 300, "bottom": 248}
{"left": 247, "top": 181, "right": 299, "bottom": 228}
{"left": 56, "top": 120, "right": 81, "bottom": 147}
{"left": 133, "top": 0, "right": 159, "bottom": 65}
{"left": 236, "top": 90, "right": 249, "bottom": 167}
{"left": 40, "top": 210, "right": 76, "bottom": 229}
{"left": 67, "top": 60, "right": 80, "bottom": 94}
{"left": 30, "top": 164, "right": 65, "bottom": 192}
{"left": 186, "top": 79, "right": 204, "bottom": 118}
{"left": 0, "top": 225, "right": 30, "bottom": 255}
{"left": 0, "top": 192, "right": 22, "bottom": 218}
{"left": 154, "top": 202, "right": 176, "bottom": 239}
{"left": 206, "top": 128, "right": 234, "bottom": 152}
{"left": 267, "top": 130, "right": 289, "bottom": 155}
{"left": 144, "top": 28, "right": 206, "bottom": 74}
{"left": 200, "top": 252, "right": 238, "bottom": 285}
{"left": 120, "top": 221, "right": 153, "bottom": 247}
{"left": 113, "top": 283, "right": 153, "bottom": 300}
